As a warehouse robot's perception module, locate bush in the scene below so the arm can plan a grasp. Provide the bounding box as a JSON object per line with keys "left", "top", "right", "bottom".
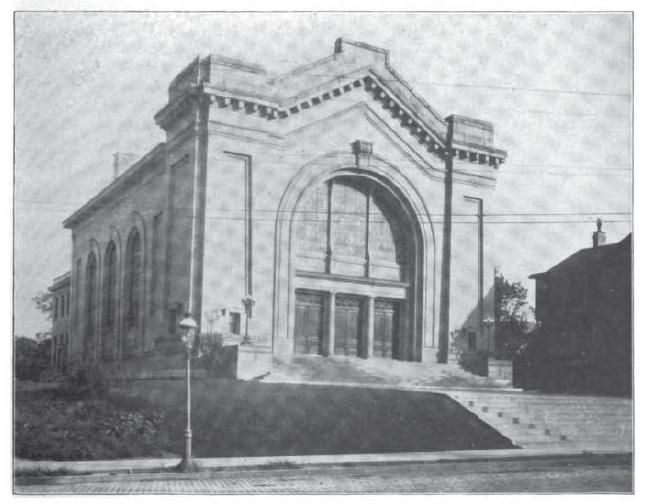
{"left": 15, "top": 336, "right": 51, "bottom": 381}
{"left": 197, "top": 332, "right": 224, "bottom": 375}
{"left": 458, "top": 351, "right": 488, "bottom": 376}
{"left": 14, "top": 392, "right": 171, "bottom": 461}
{"left": 63, "top": 359, "right": 110, "bottom": 398}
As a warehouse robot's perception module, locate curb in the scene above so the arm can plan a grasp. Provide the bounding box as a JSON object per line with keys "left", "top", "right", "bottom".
{"left": 15, "top": 448, "right": 632, "bottom": 486}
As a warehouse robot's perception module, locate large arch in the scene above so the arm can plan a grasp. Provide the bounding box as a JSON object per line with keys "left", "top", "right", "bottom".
{"left": 272, "top": 151, "right": 436, "bottom": 361}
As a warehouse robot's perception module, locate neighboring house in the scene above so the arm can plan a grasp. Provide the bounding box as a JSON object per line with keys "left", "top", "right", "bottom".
{"left": 451, "top": 285, "right": 494, "bottom": 357}
{"left": 53, "top": 39, "right": 507, "bottom": 378}
{"left": 528, "top": 223, "right": 632, "bottom": 396}
{"left": 49, "top": 271, "right": 71, "bottom": 373}
{"left": 449, "top": 285, "right": 495, "bottom": 376}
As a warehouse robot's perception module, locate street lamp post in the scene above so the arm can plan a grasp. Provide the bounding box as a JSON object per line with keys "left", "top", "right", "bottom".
{"left": 176, "top": 314, "right": 199, "bottom": 473}
{"left": 240, "top": 295, "right": 255, "bottom": 345}
{"left": 483, "top": 317, "right": 494, "bottom": 377}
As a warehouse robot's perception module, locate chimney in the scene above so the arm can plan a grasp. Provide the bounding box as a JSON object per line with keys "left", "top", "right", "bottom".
{"left": 592, "top": 218, "right": 607, "bottom": 248}
{"left": 112, "top": 152, "right": 138, "bottom": 179}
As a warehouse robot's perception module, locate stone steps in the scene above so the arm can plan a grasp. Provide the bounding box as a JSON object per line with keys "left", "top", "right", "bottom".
{"left": 267, "top": 355, "right": 512, "bottom": 389}
{"left": 448, "top": 390, "right": 632, "bottom": 452}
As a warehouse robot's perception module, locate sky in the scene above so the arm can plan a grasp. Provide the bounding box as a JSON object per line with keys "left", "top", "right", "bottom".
{"left": 13, "top": 12, "right": 633, "bottom": 338}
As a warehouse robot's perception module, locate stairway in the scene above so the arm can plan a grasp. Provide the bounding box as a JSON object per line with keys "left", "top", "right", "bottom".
{"left": 448, "top": 390, "right": 633, "bottom": 452}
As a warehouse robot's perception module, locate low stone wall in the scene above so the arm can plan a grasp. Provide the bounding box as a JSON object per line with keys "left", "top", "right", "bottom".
{"left": 208, "top": 343, "right": 273, "bottom": 380}
{"left": 488, "top": 359, "right": 513, "bottom": 384}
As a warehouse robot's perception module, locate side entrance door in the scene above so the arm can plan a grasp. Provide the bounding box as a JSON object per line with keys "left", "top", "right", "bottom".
{"left": 294, "top": 290, "right": 324, "bottom": 355}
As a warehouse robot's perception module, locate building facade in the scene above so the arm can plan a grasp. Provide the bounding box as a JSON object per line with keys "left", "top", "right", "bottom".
{"left": 527, "top": 224, "right": 632, "bottom": 395}
{"left": 58, "top": 39, "right": 506, "bottom": 377}
{"left": 49, "top": 272, "right": 71, "bottom": 372}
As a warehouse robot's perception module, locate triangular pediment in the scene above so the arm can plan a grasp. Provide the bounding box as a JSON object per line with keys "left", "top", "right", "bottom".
{"left": 155, "top": 38, "right": 506, "bottom": 167}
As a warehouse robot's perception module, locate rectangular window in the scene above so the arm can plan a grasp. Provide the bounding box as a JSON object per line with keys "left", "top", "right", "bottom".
{"left": 229, "top": 312, "right": 241, "bottom": 335}
{"left": 54, "top": 296, "right": 58, "bottom": 320}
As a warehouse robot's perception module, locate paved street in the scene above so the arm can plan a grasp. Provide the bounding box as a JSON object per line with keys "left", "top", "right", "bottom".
{"left": 16, "top": 456, "right": 632, "bottom": 494}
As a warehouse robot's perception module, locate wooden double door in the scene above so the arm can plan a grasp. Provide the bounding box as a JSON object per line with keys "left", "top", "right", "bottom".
{"left": 294, "top": 290, "right": 325, "bottom": 355}
{"left": 374, "top": 299, "right": 400, "bottom": 359}
{"left": 334, "top": 295, "right": 364, "bottom": 357}
{"left": 294, "top": 290, "right": 401, "bottom": 359}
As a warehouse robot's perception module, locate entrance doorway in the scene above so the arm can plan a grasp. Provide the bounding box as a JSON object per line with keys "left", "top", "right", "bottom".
{"left": 334, "top": 295, "right": 364, "bottom": 357}
{"left": 294, "top": 290, "right": 325, "bottom": 355}
{"left": 374, "top": 299, "right": 400, "bottom": 359}
{"left": 285, "top": 173, "right": 428, "bottom": 362}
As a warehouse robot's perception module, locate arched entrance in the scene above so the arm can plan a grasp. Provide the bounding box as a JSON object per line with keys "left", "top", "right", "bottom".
{"left": 288, "top": 173, "right": 423, "bottom": 361}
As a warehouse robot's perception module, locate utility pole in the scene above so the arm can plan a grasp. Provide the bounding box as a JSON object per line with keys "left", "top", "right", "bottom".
{"left": 437, "top": 116, "right": 455, "bottom": 363}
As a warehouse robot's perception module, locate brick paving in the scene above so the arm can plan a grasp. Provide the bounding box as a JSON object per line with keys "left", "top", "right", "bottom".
{"left": 16, "top": 458, "right": 632, "bottom": 494}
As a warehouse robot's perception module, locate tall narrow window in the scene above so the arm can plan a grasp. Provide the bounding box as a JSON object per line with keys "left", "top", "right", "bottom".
{"left": 75, "top": 259, "right": 82, "bottom": 317}
{"left": 124, "top": 229, "right": 142, "bottom": 328}
{"left": 103, "top": 242, "right": 117, "bottom": 328}
{"left": 85, "top": 252, "right": 98, "bottom": 357}
{"left": 150, "top": 212, "right": 163, "bottom": 315}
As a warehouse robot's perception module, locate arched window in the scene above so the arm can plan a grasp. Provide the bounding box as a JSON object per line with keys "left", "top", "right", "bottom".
{"left": 103, "top": 241, "right": 118, "bottom": 329}
{"left": 85, "top": 252, "right": 98, "bottom": 357}
{"left": 101, "top": 241, "right": 118, "bottom": 360}
{"left": 124, "top": 229, "right": 142, "bottom": 328}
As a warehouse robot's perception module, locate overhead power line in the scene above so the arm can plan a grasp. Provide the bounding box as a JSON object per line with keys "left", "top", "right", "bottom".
{"left": 14, "top": 199, "right": 632, "bottom": 218}
{"left": 296, "top": 72, "right": 632, "bottom": 99}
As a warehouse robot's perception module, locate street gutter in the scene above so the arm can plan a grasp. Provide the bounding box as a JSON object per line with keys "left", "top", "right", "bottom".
{"left": 15, "top": 449, "right": 632, "bottom": 486}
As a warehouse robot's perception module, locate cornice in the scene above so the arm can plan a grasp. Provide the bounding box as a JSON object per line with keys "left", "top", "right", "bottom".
{"left": 154, "top": 41, "right": 507, "bottom": 169}
{"left": 63, "top": 143, "right": 166, "bottom": 229}
{"left": 158, "top": 74, "right": 507, "bottom": 170}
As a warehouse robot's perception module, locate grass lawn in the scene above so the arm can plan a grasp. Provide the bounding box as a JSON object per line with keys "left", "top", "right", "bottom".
{"left": 15, "top": 379, "right": 515, "bottom": 461}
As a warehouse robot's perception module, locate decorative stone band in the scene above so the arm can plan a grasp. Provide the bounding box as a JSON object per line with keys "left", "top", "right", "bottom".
{"left": 155, "top": 74, "right": 506, "bottom": 167}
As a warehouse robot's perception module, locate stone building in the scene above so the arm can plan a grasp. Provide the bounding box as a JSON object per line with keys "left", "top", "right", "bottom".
{"left": 48, "top": 272, "right": 71, "bottom": 372}
{"left": 57, "top": 39, "right": 506, "bottom": 378}
{"left": 527, "top": 223, "right": 632, "bottom": 395}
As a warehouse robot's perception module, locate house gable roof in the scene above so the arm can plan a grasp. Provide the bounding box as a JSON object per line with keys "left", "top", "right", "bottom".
{"left": 529, "top": 233, "right": 632, "bottom": 280}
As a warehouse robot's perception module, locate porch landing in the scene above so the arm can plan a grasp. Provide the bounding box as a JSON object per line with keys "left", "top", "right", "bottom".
{"left": 263, "top": 354, "right": 515, "bottom": 390}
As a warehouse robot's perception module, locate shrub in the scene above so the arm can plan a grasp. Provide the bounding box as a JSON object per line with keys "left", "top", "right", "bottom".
{"left": 458, "top": 351, "right": 488, "bottom": 376}
{"left": 197, "top": 332, "right": 224, "bottom": 374}
{"left": 63, "top": 359, "right": 110, "bottom": 398}
{"left": 14, "top": 393, "right": 171, "bottom": 461}
{"left": 14, "top": 336, "right": 51, "bottom": 381}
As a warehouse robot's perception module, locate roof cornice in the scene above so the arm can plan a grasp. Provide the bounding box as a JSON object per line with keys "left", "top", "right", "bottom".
{"left": 153, "top": 38, "right": 507, "bottom": 165}
{"left": 63, "top": 143, "right": 166, "bottom": 229}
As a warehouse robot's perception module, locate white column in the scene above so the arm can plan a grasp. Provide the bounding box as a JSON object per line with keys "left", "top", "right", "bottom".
{"left": 327, "top": 292, "right": 336, "bottom": 356}
{"left": 366, "top": 297, "right": 375, "bottom": 358}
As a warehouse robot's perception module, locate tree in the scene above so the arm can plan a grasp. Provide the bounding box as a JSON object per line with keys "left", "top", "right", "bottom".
{"left": 494, "top": 273, "right": 534, "bottom": 359}
{"left": 32, "top": 290, "right": 53, "bottom": 320}
{"left": 14, "top": 336, "right": 51, "bottom": 381}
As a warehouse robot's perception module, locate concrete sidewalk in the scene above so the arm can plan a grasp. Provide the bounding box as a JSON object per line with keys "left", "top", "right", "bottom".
{"left": 14, "top": 447, "right": 631, "bottom": 478}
